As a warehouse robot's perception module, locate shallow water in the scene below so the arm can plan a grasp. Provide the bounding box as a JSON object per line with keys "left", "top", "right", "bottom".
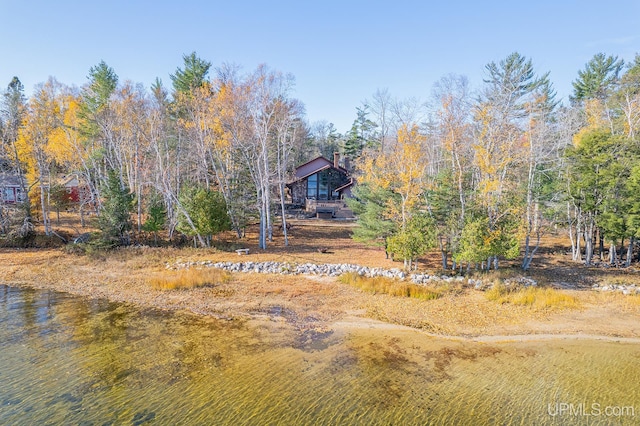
{"left": 1, "top": 284, "right": 639, "bottom": 425}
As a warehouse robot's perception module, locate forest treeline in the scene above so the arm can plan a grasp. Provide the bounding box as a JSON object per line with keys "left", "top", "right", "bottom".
{"left": 1, "top": 51, "right": 639, "bottom": 271}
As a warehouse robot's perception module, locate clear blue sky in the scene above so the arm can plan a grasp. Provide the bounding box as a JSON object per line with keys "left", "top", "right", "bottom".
{"left": 1, "top": 0, "right": 638, "bottom": 133}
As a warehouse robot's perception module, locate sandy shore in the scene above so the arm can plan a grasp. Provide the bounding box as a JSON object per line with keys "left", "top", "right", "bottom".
{"left": 2, "top": 247, "right": 640, "bottom": 341}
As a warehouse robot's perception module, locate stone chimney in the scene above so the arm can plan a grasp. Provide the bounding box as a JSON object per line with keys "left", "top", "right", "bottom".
{"left": 344, "top": 157, "right": 350, "bottom": 172}
{"left": 333, "top": 152, "right": 340, "bottom": 169}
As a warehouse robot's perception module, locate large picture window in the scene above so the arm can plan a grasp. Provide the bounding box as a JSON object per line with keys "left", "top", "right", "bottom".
{"left": 318, "top": 172, "right": 329, "bottom": 199}
{"left": 306, "top": 169, "right": 346, "bottom": 200}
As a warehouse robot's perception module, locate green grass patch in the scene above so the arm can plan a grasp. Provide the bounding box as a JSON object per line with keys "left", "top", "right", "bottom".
{"left": 338, "top": 272, "right": 442, "bottom": 300}
{"left": 149, "top": 268, "right": 232, "bottom": 290}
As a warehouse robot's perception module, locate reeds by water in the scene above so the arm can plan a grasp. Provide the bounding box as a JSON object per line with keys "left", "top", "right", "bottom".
{"left": 149, "top": 268, "right": 231, "bottom": 290}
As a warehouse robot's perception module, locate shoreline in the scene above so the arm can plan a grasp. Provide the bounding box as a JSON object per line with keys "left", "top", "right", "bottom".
{"left": 331, "top": 316, "right": 640, "bottom": 343}
{"left": 2, "top": 248, "right": 640, "bottom": 343}
{"left": 6, "top": 278, "right": 640, "bottom": 344}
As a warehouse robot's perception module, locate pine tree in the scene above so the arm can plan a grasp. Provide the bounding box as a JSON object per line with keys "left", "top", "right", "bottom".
{"left": 170, "top": 52, "right": 211, "bottom": 95}
{"left": 347, "top": 183, "right": 397, "bottom": 256}
{"left": 572, "top": 53, "right": 624, "bottom": 102}
{"left": 142, "top": 194, "right": 167, "bottom": 245}
{"left": 98, "top": 170, "right": 133, "bottom": 245}
{"left": 176, "top": 186, "right": 231, "bottom": 247}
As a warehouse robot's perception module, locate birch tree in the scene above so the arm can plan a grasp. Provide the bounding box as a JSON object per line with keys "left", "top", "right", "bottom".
{"left": 472, "top": 52, "right": 550, "bottom": 269}
{"left": 77, "top": 61, "right": 119, "bottom": 208}
{"left": 15, "top": 78, "right": 67, "bottom": 236}
{"left": 430, "top": 74, "right": 474, "bottom": 268}
{"left": 0, "top": 77, "right": 32, "bottom": 230}
{"left": 358, "top": 123, "right": 432, "bottom": 267}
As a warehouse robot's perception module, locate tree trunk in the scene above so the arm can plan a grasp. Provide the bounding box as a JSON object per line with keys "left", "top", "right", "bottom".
{"left": 567, "top": 203, "right": 577, "bottom": 260}
{"left": 258, "top": 188, "right": 267, "bottom": 250}
{"left": 626, "top": 236, "right": 635, "bottom": 267}
{"left": 609, "top": 242, "right": 617, "bottom": 266}
{"left": 585, "top": 216, "right": 595, "bottom": 266}
{"left": 576, "top": 212, "right": 582, "bottom": 262}
{"left": 279, "top": 181, "right": 289, "bottom": 247}
{"left": 40, "top": 181, "right": 51, "bottom": 236}
{"left": 438, "top": 236, "right": 448, "bottom": 270}
{"left": 522, "top": 202, "right": 541, "bottom": 271}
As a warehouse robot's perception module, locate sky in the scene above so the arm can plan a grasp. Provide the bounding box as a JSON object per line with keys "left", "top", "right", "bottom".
{"left": 1, "top": 0, "right": 639, "bottom": 133}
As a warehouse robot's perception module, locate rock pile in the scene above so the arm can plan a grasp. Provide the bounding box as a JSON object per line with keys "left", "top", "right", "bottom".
{"left": 504, "top": 276, "right": 538, "bottom": 287}
{"left": 592, "top": 283, "right": 640, "bottom": 295}
{"left": 167, "top": 260, "right": 484, "bottom": 287}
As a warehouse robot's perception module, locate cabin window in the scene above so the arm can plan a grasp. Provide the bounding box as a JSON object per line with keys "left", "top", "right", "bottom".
{"left": 4, "top": 188, "right": 15, "bottom": 202}
{"left": 307, "top": 173, "right": 318, "bottom": 198}
{"left": 318, "top": 172, "right": 329, "bottom": 199}
{"left": 305, "top": 169, "right": 347, "bottom": 201}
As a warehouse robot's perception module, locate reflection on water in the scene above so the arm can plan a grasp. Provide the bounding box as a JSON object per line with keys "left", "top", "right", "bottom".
{"left": 1, "top": 284, "right": 639, "bottom": 425}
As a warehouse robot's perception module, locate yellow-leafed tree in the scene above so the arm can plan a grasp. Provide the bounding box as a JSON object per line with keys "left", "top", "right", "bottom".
{"left": 15, "top": 78, "right": 70, "bottom": 236}
{"left": 357, "top": 123, "right": 434, "bottom": 267}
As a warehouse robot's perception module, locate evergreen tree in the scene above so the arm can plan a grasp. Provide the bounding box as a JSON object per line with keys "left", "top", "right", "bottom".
{"left": 347, "top": 183, "right": 397, "bottom": 256}
{"left": 170, "top": 51, "right": 211, "bottom": 95}
{"left": 426, "top": 169, "right": 466, "bottom": 270}
{"left": 386, "top": 213, "right": 436, "bottom": 269}
{"left": 1, "top": 77, "right": 32, "bottom": 226}
{"left": 176, "top": 186, "right": 231, "bottom": 247}
{"left": 343, "top": 106, "right": 377, "bottom": 158}
{"left": 142, "top": 194, "right": 167, "bottom": 245}
{"left": 571, "top": 53, "right": 624, "bottom": 102}
{"left": 98, "top": 170, "right": 134, "bottom": 245}
{"left": 454, "top": 216, "right": 492, "bottom": 267}
{"left": 564, "top": 129, "right": 620, "bottom": 265}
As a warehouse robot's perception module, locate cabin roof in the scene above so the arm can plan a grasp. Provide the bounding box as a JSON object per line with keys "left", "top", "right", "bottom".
{"left": 293, "top": 155, "right": 332, "bottom": 171}
{"left": 292, "top": 155, "right": 349, "bottom": 183}
{"left": 294, "top": 164, "right": 333, "bottom": 182}
{"left": 0, "top": 174, "right": 23, "bottom": 187}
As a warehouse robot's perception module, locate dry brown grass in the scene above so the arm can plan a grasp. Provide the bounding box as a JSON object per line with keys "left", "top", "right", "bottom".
{"left": 148, "top": 268, "right": 232, "bottom": 290}
{"left": 486, "top": 282, "right": 579, "bottom": 310}
{"left": 338, "top": 272, "right": 443, "bottom": 300}
{"left": 2, "top": 214, "right": 639, "bottom": 339}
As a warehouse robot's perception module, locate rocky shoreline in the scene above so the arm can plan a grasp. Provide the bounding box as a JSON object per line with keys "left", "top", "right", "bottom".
{"left": 167, "top": 259, "right": 547, "bottom": 290}
{"left": 1, "top": 249, "right": 640, "bottom": 339}
{"left": 168, "top": 259, "right": 486, "bottom": 286}
{"left": 169, "top": 259, "right": 640, "bottom": 296}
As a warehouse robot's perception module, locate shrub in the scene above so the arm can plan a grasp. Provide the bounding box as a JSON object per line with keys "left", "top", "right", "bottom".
{"left": 176, "top": 186, "right": 231, "bottom": 247}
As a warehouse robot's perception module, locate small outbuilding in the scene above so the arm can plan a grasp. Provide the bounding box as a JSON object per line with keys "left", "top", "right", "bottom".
{"left": 0, "top": 174, "right": 27, "bottom": 204}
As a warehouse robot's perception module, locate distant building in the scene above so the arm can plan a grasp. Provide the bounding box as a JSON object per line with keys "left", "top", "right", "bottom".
{"left": 0, "top": 174, "right": 27, "bottom": 204}
{"left": 287, "top": 153, "right": 354, "bottom": 219}
{"left": 61, "top": 174, "right": 87, "bottom": 203}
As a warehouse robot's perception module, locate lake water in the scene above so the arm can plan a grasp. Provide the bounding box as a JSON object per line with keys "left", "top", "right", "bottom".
{"left": 1, "top": 284, "right": 639, "bottom": 425}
